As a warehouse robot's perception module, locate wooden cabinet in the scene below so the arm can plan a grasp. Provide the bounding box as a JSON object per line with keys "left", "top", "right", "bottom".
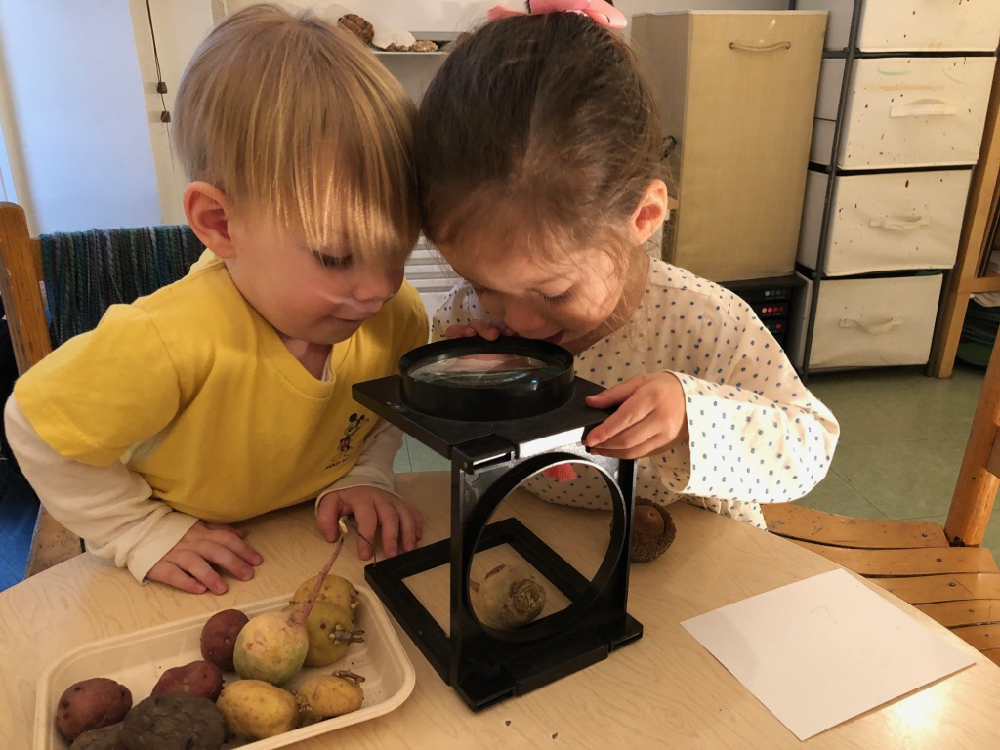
{"left": 631, "top": 11, "right": 827, "bottom": 283}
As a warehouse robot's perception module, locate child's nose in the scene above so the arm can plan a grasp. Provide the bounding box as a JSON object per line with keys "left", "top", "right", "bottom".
{"left": 353, "top": 265, "right": 402, "bottom": 304}
{"left": 502, "top": 302, "right": 545, "bottom": 334}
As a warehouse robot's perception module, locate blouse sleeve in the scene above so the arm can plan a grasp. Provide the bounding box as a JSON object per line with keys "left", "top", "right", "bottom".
{"left": 655, "top": 289, "right": 840, "bottom": 504}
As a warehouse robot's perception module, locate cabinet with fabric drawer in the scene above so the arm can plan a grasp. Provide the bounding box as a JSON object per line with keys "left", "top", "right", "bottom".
{"left": 795, "top": 273, "right": 944, "bottom": 368}
{"left": 797, "top": 0, "right": 1000, "bottom": 54}
{"left": 811, "top": 56, "right": 996, "bottom": 169}
{"left": 799, "top": 169, "right": 972, "bottom": 275}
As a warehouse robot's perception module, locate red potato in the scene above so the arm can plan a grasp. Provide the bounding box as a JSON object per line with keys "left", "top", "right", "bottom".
{"left": 150, "top": 660, "right": 224, "bottom": 702}
{"left": 200, "top": 608, "right": 249, "bottom": 672}
{"left": 56, "top": 677, "right": 132, "bottom": 741}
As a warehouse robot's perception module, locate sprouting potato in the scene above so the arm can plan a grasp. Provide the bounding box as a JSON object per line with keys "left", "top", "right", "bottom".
{"left": 294, "top": 671, "right": 365, "bottom": 723}
{"left": 291, "top": 573, "right": 357, "bottom": 621}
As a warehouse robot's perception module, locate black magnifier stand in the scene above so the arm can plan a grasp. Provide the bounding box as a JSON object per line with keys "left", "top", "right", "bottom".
{"left": 353, "top": 337, "right": 643, "bottom": 710}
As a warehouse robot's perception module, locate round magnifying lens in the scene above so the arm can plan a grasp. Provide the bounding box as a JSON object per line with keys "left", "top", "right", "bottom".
{"left": 399, "top": 337, "right": 574, "bottom": 421}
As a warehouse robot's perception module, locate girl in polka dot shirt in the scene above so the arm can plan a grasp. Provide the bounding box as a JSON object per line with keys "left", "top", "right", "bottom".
{"left": 413, "top": 4, "right": 840, "bottom": 529}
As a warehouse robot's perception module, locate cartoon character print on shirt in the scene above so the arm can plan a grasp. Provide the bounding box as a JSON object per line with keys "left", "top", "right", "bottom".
{"left": 325, "top": 412, "right": 369, "bottom": 470}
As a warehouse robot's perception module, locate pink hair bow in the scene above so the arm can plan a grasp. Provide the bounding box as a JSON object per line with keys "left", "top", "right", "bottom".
{"left": 487, "top": 0, "right": 627, "bottom": 29}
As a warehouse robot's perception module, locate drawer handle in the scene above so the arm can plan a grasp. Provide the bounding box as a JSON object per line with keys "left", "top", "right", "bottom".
{"left": 728, "top": 41, "right": 792, "bottom": 53}
{"left": 869, "top": 216, "right": 931, "bottom": 231}
{"left": 839, "top": 316, "right": 904, "bottom": 335}
{"left": 890, "top": 99, "right": 958, "bottom": 118}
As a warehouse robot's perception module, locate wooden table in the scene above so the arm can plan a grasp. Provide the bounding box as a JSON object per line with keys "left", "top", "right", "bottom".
{"left": 4, "top": 471, "right": 1000, "bottom": 749}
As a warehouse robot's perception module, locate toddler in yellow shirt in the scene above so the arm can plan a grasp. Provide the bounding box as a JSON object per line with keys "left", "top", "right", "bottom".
{"left": 4, "top": 5, "right": 428, "bottom": 594}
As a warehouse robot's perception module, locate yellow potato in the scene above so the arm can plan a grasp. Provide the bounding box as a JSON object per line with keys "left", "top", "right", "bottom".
{"left": 217, "top": 680, "right": 298, "bottom": 740}
{"left": 292, "top": 574, "right": 357, "bottom": 619}
{"left": 295, "top": 672, "right": 364, "bottom": 723}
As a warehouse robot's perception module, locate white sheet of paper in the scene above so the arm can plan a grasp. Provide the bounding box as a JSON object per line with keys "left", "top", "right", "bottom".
{"left": 681, "top": 568, "right": 975, "bottom": 740}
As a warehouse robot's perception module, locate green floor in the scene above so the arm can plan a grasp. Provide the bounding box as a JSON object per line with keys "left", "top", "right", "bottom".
{"left": 394, "top": 362, "right": 996, "bottom": 555}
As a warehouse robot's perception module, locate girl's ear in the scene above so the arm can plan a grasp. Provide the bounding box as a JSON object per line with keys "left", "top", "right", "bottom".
{"left": 630, "top": 179, "right": 670, "bottom": 246}
{"left": 184, "top": 181, "right": 237, "bottom": 259}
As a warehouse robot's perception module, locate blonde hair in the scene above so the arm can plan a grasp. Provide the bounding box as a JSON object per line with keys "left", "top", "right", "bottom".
{"left": 174, "top": 4, "right": 419, "bottom": 261}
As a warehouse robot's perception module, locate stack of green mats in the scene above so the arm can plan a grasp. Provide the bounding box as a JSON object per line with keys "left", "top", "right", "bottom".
{"left": 957, "top": 299, "right": 1000, "bottom": 367}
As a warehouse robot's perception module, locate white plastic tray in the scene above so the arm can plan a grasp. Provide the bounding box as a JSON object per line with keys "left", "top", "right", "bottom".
{"left": 35, "top": 586, "right": 415, "bottom": 749}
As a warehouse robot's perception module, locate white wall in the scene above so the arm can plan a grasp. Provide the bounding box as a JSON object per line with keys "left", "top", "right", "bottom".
{"left": 0, "top": 0, "right": 162, "bottom": 234}
{"left": 129, "top": 0, "right": 218, "bottom": 225}
{"left": 230, "top": 1, "right": 790, "bottom": 31}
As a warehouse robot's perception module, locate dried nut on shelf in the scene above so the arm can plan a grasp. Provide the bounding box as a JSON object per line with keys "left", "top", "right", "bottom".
{"left": 409, "top": 40, "right": 439, "bottom": 53}
{"left": 338, "top": 14, "right": 374, "bottom": 45}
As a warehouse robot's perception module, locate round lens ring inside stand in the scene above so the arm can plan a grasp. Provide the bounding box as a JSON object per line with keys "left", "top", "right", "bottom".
{"left": 399, "top": 337, "right": 575, "bottom": 421}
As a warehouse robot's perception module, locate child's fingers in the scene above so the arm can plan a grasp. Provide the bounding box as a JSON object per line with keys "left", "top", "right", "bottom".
{"left": 146, "top": 560, "right": 209, "bottom": 595}
{"left": 160, "top": 550, "right": 229, "bottom": 595}
{"left": 315, "top": 492, "right": 344, "bottom": 543}
{"left": 375, "top": 498, "right": 400, "bottom": 558}
{"left": 585, "top": 377, "right": 648, "bottom": 410}
{"left": 468, "top": 319, "right": 502, "bottom": 340}
{"left": 443, "top": 323, "right": 478, "bottom": 339}
{"left": 203, "top": 522, "right": 248, "bottom": 539}
{"left": 395, "top": 502, "right": 421, "bottom": 552}
{"left": 585, "top": 397, "right": 653, "bottom": 447}
{"left": 351, "top": 502, "right": 378, "bottom": 561}
{"left": 590, "top": 434, "right": 664, "bottom": 460}
{"left": 203, "top": 526, "right": 263, "bottom": 566}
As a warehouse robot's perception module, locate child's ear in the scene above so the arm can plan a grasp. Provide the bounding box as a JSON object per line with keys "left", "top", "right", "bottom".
{"left": 630, "top": 179, "right": 670, "bottom": 245}
{"left": 184, "top": 181, "right": 236, "bottom": 258}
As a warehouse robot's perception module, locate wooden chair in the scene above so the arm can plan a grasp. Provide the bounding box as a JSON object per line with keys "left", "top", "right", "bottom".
{"left": 0, "top": 201, "right": 203, "bottom": 577}
{"left": 764, "top": 330, "right": 1000, "bottom": 666}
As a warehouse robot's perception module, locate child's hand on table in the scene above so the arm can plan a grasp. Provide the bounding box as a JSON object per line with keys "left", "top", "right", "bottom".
{"left": 583, "top": 372, "right": 689, "bottom": 458}
{"left": 316, "top": 486, "right": 423, "bottom": 561}
{"left": 146, "top": 521, "right": 263, "bottom": 595}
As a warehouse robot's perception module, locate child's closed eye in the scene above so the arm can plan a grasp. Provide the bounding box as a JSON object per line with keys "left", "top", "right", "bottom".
{"left": 540, "top": 289, "right": 573, "bottom": 305}
{"left": 312, "top": 250, "right": 354, "bottom": 270}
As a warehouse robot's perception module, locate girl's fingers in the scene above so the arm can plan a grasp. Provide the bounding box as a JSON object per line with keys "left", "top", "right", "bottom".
{"left": 586, "top": 397, "right": 654, "bottom": 447}
{"left": 585, "top": 376, "right": 647, "bottom": 409}
{"left": 590, "top": 434, "right": 666, "bottom": 460}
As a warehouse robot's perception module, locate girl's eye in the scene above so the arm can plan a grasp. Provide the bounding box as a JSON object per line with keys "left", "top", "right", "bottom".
{"left": 313, "top": 251, "right": 353, "bottom": 270}
{"left": 541, "top": 289, "right": 572, "bottom": 305}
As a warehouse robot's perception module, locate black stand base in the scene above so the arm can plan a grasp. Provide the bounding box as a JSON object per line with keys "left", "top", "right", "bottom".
{"left": 365, "top": 518, "right": 643, "bottom": 711}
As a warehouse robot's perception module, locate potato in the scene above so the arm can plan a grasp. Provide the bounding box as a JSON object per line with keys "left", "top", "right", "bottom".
{"left": 56, "top": 677, "right": 132, "bottom": 741}
{"left": 116, "top": 692, "right": 225, "bottom": 750}
{"left": 217, "top": 679, "right": 299, "bottom": 740}
{"left": 294, "top": 671, "right": 364, "bottom": 723}
{"left": 284, "top": 600, "right": 364, "bottom": 667}
{"left": 68, "top": 722, "right": 120, "bottom": 750}
{"left": 200, "top": 608, "right": 249, "bottom": 671}
{"left": 150, "top": 660, "right": 224, "bottom": 701}
{"left": 292, "top": 574, "right": 357, "bottom": 619}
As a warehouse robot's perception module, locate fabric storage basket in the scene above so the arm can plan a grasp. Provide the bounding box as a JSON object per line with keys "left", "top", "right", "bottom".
{"left": 812, "top": 56, "right": 996, "bottom": 169}
{"left": 799, "top": 169, "right": 972, "bottom": 275}
{"left": 631, "top": 11, "right": 826, "bottom": 282}
{"left": 808, "top": 273, "right": 943, "bottom": 368}
{"left": 797, "top": 0, "right": 1000, "bottom": 53}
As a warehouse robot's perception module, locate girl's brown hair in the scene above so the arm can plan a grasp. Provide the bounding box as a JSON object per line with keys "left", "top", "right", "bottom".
{"left": 416, "top": 12, "right": 664, "bottom": 262}
{"left": 174, "top": 4, "right": 419, "bottom": 262}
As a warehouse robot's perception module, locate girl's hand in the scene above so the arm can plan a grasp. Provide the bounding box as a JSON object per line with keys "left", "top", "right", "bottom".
{"left": 146, "top": 521, "right": 263, "bottom": 595}
{"left": 583, "top": 373, "right": 689, "bottom": 459}
{"left": 316, "top": 486, "right": 423, "bottom": 561}
{"left": 444, "top": 319, "right": 516, "bottom": 340}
